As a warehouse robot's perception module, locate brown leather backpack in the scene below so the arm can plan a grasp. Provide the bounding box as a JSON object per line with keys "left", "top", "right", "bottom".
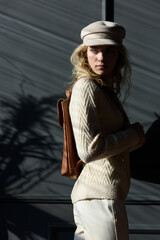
{"left": 57, "top": 89, "right": 83, "bottom": 179}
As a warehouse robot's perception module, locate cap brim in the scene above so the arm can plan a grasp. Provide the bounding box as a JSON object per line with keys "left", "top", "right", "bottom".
{"left": 83, "top": 39, "right": 121, "bottom": 46}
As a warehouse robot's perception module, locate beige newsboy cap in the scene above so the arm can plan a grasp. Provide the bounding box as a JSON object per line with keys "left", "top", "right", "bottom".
{"left": 81, "top": 21, "right": 126, "bottom": 46}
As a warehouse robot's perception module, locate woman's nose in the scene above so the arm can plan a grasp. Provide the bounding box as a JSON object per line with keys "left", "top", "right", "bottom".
{"left": 98, "top": 52, "right": 104, "bottom": 61}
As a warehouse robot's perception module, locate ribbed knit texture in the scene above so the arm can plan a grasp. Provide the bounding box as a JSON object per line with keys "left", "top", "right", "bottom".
{"left": 69, "top": 78, "right": 139, "bottom": 204}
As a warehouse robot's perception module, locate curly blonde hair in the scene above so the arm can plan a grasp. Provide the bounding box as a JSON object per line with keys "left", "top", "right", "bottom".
{"left": 70, "top": 43, "right": 131, "bottom": 101}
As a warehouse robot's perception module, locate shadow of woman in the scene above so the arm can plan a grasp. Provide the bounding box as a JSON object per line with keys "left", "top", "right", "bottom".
{"left": 130, "top": 113, "right": 160, "bottom": 184}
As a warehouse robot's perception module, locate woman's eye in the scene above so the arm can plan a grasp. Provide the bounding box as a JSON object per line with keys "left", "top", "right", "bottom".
{"left": 90, "top": 49, "right": 97, "bottom": 53}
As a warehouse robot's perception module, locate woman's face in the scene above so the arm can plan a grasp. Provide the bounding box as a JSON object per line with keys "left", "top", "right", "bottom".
{"left": 87, "top": 45, "right": 119, "bottom": 77}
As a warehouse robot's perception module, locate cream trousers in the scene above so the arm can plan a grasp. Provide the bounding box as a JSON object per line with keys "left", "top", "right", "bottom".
{"left": 73, "top": 199, "right": 129, "bottom": 240}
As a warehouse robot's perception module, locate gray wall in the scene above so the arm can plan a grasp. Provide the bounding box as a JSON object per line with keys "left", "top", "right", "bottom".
{"left": 0, "top": 0, "right": 159, "bottom": 239}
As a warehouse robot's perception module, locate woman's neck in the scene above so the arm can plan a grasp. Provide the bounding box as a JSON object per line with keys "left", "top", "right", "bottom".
{"left": 101, "top": 76, "right": 113, "bottom": 88}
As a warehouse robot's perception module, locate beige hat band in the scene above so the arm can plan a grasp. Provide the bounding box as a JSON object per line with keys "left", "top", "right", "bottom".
{"left": 83, "top": 32, "right": 123, "bottom": 41}
{"left": 83, "top": 33, "right": 123, "bottom": 46}
{"left": 83, "top": 39, "right": 120, "bottom": 46}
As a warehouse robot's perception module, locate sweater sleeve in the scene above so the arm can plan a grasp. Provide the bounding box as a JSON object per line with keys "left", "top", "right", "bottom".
{"left": 69, "top": 78, "right": 139, "bottom": 163}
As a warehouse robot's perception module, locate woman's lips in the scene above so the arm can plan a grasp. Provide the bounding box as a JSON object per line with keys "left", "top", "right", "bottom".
{"left": 96, "top": 65, "right": 106, "bottom": 69}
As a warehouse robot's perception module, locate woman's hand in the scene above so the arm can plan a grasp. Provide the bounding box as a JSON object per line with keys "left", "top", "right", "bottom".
{"left": 130, "top": 122, "right": 146, "bottom": 146}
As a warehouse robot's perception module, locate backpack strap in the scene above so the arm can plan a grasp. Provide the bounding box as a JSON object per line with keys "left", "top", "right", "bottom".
{"left": 57, "top": 90, "right": 71, "bottom": 127}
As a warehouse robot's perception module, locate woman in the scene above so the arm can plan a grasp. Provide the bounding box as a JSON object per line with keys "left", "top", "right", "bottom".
{"left": 69, "top": 21, "right": 145, "bottom": 240}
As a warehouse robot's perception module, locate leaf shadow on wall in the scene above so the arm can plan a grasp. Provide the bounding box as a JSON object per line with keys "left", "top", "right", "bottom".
{"left": 130, "top": 113, "right": 160, "bottom": 184}
{"left": 0, "top": 91, "right": 74, "bottom": 240}
{"left": 0, "top": 93, "right": 61, "bottom": 194}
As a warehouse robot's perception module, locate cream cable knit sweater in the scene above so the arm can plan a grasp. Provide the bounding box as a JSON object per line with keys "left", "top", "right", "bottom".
{"left": 69, "top": 78, "right": 139, "bottom": 204}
